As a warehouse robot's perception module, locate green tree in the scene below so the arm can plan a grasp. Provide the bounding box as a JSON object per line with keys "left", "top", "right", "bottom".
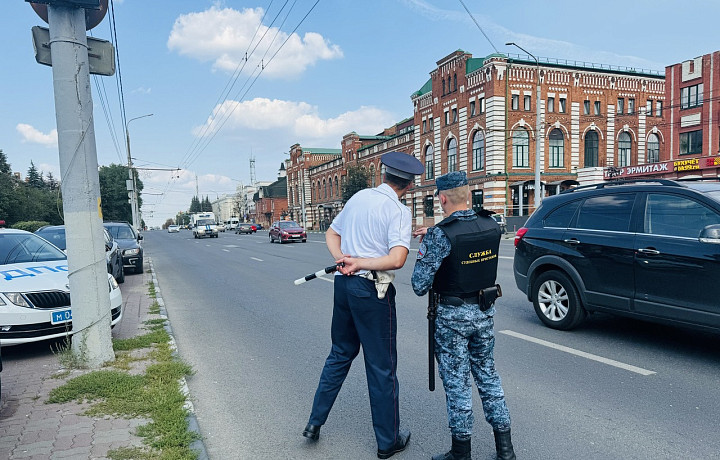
{"left": 189, "top": 196, "right": 201, "bottom": 213}
{"left": 27, "top": 161, "right": 44, "bottom": 188}
{"left": 202, "top": 196, "right": 213, "bottom": 212}
{"left": 99, "top": 164, "right": 144, "bottom": 222}
{"left": 342, "top": 165, "right": 369, "bottom": 203}
{"left": 0, "top": 149, "right": 11, "bottom": 174}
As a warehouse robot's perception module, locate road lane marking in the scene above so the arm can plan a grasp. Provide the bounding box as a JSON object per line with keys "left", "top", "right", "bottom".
{"left": 499, "top": 330, "right": 656, "bottom": 376}
{"left": 251, "top": 257, "right": 263, "bottom": 262}
{"left": 222, "top": 249, "right": 230, "bottom": 252}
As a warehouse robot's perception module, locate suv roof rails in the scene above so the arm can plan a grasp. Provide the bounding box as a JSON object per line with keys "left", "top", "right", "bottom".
{"left": 561, "top": 178, "right": 682, "bottom": 193}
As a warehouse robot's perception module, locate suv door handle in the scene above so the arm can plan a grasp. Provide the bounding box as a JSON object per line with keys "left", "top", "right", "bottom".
{"left": 563, "top": 238, "right": 580, "bottom": 244}
{"left": 637, "top": 248, "right": 660, "bottom": 255}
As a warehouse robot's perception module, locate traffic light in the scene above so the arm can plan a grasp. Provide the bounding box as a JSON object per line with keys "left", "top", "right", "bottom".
{"left": 27, "top": 0, "right": 101, "bottom": 8}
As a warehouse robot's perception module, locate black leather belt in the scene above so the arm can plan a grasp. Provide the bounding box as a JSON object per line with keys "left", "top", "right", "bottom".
{"left": 438, "top": 294, "right": 478, "bottom": 306}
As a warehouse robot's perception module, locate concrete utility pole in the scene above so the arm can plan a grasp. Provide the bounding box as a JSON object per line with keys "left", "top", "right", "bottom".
{"left": 47, "top": 3, "right": 113, "bottom": 367}
{"left": 126, "top": 113, "right": 152, "bottom": 231}
{"left": 507, "top": 42, "right": 543, "bottom": 210}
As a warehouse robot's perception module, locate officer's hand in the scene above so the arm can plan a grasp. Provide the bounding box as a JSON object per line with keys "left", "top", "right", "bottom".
{"left": 336, "top": 257, "right": 359, "bottom": 275}
{"left": 412, "top": 227, "right": 428, "bottom": 243}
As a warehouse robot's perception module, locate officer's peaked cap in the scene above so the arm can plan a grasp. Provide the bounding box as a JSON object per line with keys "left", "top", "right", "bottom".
{"left": 435, "top": 171, "right": 468, "bottom": 195}
{"left": 381, "top": 151, "right": 424, "bottom": 180}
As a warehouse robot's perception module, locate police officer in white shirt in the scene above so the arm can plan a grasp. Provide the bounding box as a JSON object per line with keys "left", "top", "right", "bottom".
{"left": 303, "top": 151, "right": 424, "bottom": 459}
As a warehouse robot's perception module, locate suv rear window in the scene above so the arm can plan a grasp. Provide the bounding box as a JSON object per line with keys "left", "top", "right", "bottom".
{"left": 543, "top": 200, "right": 581, "bottom": 228}
{"left": 575, "top": 194, "right": 634, "bottom": 232}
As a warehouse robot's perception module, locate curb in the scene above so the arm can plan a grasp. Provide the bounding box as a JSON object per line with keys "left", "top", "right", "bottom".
{"left": 148, "top": 258, "right": 209, "bottom": 460}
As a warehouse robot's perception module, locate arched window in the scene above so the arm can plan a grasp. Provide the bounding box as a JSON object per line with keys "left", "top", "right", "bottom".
{"left": 323, "top": 179, "right": 327, "bottom": 199}
{"left": 425, "top": 145, "right": 434, "bottom": 180}
{"left": 453, "top": 73, "right": 457, "bottom": 91}
{"left": 328, "top": 177, "right": 333, "bottom": 197}
{"left": 370, "top": 164, "right": 376, "bottom": 187}
{"left": 549, "top": 128, "right": 564, "bottom": 168}
{"left": 317, "top": 181, "right": 321, "bottom": 200}
{"left": 447, "top": 138, "right": 458, "bottom": 172}
{"left": 647, "top": 133, "right": 660, "bottom": 163}
{"left": 584, "top": 130, "right": 599, "bottom": 167}
{"left": 472, "top": 131, "right": 485, "bottom": 171}
{"left": 618, "top": 132, "right": 632, "bottom": 167}
{"left": 512, "top": 129, "right": 529, "bottom": 167}
{"left": 334, "top": 175, "right": 339, "bottom": 195}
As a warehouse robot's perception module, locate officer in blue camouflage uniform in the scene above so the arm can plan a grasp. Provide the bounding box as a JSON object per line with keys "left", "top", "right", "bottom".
{"left": 411, "top": 171, "right": 516, "bottom": 460}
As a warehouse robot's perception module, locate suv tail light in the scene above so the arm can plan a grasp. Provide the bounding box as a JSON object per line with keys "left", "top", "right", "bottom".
{"left": 514, "top": 227, "right": 528, "bottom": 248}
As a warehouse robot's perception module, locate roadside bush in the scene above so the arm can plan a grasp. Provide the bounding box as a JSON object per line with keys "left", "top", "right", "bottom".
{"left": 12, "top": 220, "right": 50, "bottom": 232}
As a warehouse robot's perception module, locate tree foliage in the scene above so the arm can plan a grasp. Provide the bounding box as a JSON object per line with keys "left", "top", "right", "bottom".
{"left": 98, "top": 164, "right": 143, "bottom": 223}
{"left": 342, "top": 165, "right": 370, "bottom": 203}
{"left": 0, "top": 151, "right": 63, "bottom": 226}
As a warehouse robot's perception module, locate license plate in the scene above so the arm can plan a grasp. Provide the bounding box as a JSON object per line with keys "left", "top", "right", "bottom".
{"left": 51, "top": 309, "right": 72, "bottom": 325}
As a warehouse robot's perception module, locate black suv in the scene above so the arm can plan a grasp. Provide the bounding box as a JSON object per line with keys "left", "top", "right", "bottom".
{"left": 104, "top": 222, "right": 144, "bottom": 274}
{"left": 514, "top": 179, "right": 720, "bottom": 332}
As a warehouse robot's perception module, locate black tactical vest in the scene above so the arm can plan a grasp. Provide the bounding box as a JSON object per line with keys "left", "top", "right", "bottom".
{"left": 432, "top": 212, "right": 501, "bottom": 297}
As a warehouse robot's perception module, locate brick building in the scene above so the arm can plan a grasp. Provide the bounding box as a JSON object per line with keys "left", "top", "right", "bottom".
{"left": 286, "top": 145, "right": 341, "bottom": 229}
{"left": 606, "top": 51, "right": 720, "bottom": 180}
{"left": 411, "top": 49, "right": 666, "bottom": 220}
{"left": 254, "top": 174, "right": 289, "bottom": 229}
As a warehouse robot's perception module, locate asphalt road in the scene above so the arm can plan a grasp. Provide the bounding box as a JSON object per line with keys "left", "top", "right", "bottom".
{"left": 145, "top": 229, "right": 720, "bottom": 460}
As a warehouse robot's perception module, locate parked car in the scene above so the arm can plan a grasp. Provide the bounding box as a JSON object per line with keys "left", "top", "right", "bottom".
{"left": 0, "top": 229, "right": 123, "bottom": 346}
{"left": 216, "top": 223, "right": 226, "bottom": 232}
{"left": 35, "top": 225, "right": 124, "bottom": 283}
{"left": 236, "top": 223, "right": 254, "bottom": 234}
{"left": 254, "top": 223, "right": 263, "bottom": 230}
{"left": 269, "top": 220, "right": 307, "bottom": 243}
{"left": 513, "top": 179, "right": 720, "bottom": 332}
{"left": 491, "top": 213, "right": 507, "bottom": 234}
{"left": 167, "top": 225, "right": 180, "bottom": 233}
{"left": 104, "top": 222, "right": 144, "bottom": 274}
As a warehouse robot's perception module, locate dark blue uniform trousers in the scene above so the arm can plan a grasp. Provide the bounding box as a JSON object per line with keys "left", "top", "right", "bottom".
{"left": 308, "top": 275, "right": 400, "bottom": 451}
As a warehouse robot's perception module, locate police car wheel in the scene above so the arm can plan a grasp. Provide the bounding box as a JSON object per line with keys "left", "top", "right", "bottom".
{"left": 532, "top": 270, "right": 586, "bottom": 330}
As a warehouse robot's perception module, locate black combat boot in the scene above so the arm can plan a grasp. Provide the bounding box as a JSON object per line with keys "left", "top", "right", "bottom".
{"left": 431, "top": 436, "right": 471, "bottom": 460}
{"left": 493, "top": 427, "right": 516, "bottom": 460}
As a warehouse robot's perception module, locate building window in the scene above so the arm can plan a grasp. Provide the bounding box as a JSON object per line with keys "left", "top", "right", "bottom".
{"left": 323, "top": 179, "right": 327, "bottom": 199}
{"left": 425, "top": 145, "right": 434, "bottom": 180}
{"left": 584, "top": 130, "right": 599, "bottom": 167}
{"left": 424, "top": 195, "right": 434, "bottom": 218}
{"left": 524, "top": 95, "right": 531, "bottom": 111}
{"left": 445, "top": 111, "right": 449, "bottom": 125}
{"left": 471, "top": 190, "right": 484, "bottom": 214}
{"left": 679, "top": 130, "right": 703, "bottom": 155}
{"left": 680, "top": 84, "right": 704, "bottom": 109}
{"left": 442, "top": 79, "right": 446, "bottom": 95}
{"left": 328, "top": 177, "right": 333, "bottom": 197}
{"left": 452, "top": 108, "right": 458, "bottom": 123}
{"left": 594, "top": 101, "right": 601, "bottom": 116}
{"left": 617, "top": 98, "right": 624, "bottom": 114}
{"left": 412, "top": 197, "right": 417, "bottom": 218}
{"left": 422, "top": 119, "right": 427, "bottom": 132}
{"left": 470, "top": 100, "right": 476, "bottom": 117}
{"left": 453, "top": 73, "right": 457, "bottom": 91}
{"left": 647, "top": 134, "right": 660, "bottom": 163}
{"left": 512, "top": 129, "right": 529, "bottom": 168}
{"left": 655, "top": 101, "right": 663, "bottom": 117}
{"left": 618, "top": 132, "right": 632, "bottom": 167}
{"left": 549, "top": 128, "right": 564, "bottom": 168}
{"left": 512, "top": 94, "right": 519, "bottom": 110}
{"left": 370, "top": 165, "right": 376, "bottom": 187}
{"left": 559, "top": 97, "right": 566, "bottom": 113}
{"left": 646, "top": 100, "right": 653, "bottom": 116}
{"left": 472, "top": 130, "right": 485, "bottom": 171}
{"left": 335, "top": 176, "right": 339, "bottom": 195}
{"left": 628, "top": 98, "right": 635, "bottom": 114}
{"left": 584, "top": 100, "right": 590, "bottom": 115}
{"left": 447, "top": 138, "right": 458, "bottom": 172}
{"left": 547, "top": 96, "right": 555, "bottom": 113}
{"left": 479, "top": 97, "right": 485, "bottom": 114}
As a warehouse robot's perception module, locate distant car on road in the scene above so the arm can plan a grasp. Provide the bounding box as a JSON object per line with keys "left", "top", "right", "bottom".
{"left": 254, "top": 223, "right": 263, "bottom": 230}
{"left": 269, "top": 220, "right": 307, "bottom": 243}
{"left": 216, "top": 223, "right": 226, "bottom": 232}
{"left": 236, "top": 223, "right": 254, "bottom": 234}
{"left": 35, "top": 225, "right": 124, "bottom": 283}
{"left": 167, "top": 225, "right": 180, "bottom": 233}
{"left": 104, "top": 222, "right": 144, "bottom": 274}
{"left": 0, "top": 228, "right": 123, "bottom": 346}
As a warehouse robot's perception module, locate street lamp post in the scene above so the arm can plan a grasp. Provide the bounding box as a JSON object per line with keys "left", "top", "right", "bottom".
{"left": 125, "top": 113, "right": 153, "bottom": 230}
{"left": 506, "top": 42, "right": 543, "bottom": 211}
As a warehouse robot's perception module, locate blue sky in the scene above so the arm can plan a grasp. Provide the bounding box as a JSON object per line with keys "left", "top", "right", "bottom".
{"left": 2, "top": 0, "right": 718, "bottom": 226}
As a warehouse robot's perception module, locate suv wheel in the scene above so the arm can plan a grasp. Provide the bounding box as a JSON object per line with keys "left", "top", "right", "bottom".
{"left": 532, "top": 270, "right": 586, "bottom": 330}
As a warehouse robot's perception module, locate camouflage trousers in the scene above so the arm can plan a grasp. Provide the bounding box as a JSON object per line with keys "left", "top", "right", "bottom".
{"left": 435, "top": 303, "right": 511, "bottom": 438}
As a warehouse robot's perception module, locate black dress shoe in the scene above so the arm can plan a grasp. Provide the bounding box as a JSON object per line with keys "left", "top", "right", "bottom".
{"left": 302, "top": 423, "right": 320, "bottom": 441}
{"left": 377, "top": 430, "right": 410, "bottom": 459}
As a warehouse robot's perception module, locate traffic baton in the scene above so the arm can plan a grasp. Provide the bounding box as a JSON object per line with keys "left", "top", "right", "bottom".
{"left": 294, "top": 263, "right": 344, "bottom": 285}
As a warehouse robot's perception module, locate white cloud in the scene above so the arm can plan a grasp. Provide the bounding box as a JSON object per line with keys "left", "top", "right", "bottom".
{"left": 131, "top": 86, "right": 152, "bottom": 95}
{"left": 16, "top": 124, "right": 58, "bottom": 148}
{"left": 193, "top": 97, "right": 395, "bottom": 144}
{"left": 167, "top": 6, "right": 342, "bottom": 78}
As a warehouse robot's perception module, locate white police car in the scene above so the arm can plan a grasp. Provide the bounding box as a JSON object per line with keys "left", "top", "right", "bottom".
{"left": 0, "top": 228, "right": 123, "bottom": 346}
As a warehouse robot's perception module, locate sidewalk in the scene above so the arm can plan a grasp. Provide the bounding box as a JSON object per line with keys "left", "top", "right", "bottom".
{"left": 0, "top": 259, "right": 200, "bottom": 459}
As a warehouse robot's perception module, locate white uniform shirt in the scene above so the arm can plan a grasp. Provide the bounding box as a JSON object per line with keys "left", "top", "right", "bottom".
{"left": 330, "top": 183, "right": 411, "bottom": 273}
